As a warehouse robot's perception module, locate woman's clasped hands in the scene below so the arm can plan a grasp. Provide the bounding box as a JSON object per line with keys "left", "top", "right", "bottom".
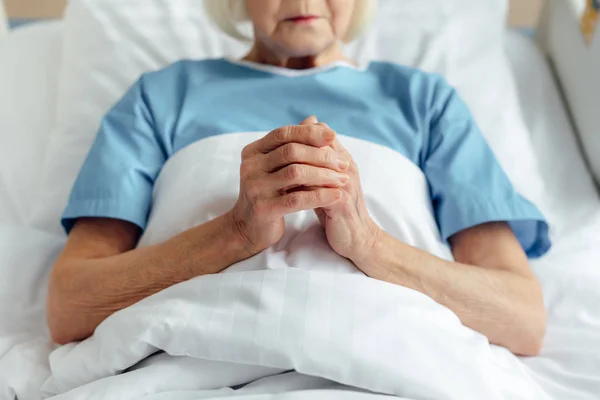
{"left": 229, "top": 116, "right": 380, "bottom": 265}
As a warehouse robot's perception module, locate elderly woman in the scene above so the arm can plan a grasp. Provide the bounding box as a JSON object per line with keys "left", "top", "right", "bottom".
{"left": 47, "top": 0, "right": 550, "bottom": 356}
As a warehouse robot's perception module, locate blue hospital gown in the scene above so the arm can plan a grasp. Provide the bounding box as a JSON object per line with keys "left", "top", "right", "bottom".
{"left": 62, "top": 58, "right": 551, "bottom": 258}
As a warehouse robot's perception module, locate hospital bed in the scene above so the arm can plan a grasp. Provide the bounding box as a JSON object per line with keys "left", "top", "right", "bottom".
{"left": 0, "top": 0, "right": 599, "bottom": 399}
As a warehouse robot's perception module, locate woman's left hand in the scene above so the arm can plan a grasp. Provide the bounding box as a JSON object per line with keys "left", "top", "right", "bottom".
{"left": 310, "top": 124, "right": 381, "bottom": 266}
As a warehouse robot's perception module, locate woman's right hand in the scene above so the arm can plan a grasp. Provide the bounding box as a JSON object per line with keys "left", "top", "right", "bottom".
{"left": 228, "top": 117, "right": 350, "bottom": 256}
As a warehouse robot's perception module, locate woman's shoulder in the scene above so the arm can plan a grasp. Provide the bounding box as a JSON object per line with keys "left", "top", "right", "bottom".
{"left": 367, "top": 61, "right": 451, "bottom": 95}
{"left": 139, "top": 58, "right": 232, "bottom": 91}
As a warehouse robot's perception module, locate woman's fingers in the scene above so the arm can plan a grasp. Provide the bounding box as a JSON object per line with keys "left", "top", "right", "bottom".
{"left": 242, "top": 124, "right": 336, "bottom": 158}
{"left": 271, "top": 164, "right": 349, "bottom": 192}
{"left": 300, "top": 115, "right": 318, "bottom": 125}
{"left": 269, "top": 188, "right": 342, "bottom": 215}
{"left": 263, "top": 143, "right": 349, "bottom": 173}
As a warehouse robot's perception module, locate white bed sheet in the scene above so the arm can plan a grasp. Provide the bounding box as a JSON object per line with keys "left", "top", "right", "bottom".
{"left": 1, "top": 25, "right": 600, "bottom": 400}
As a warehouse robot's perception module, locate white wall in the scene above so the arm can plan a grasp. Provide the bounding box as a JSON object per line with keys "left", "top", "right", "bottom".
{"left": 0, "top": 1, "right": 8, "bottom": 40}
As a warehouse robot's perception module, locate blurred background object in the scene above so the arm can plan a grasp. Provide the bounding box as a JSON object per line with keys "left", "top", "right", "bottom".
{"left": 509, "top": 0, "right": 544, "bottom": 27}
{"left": 581, "top": 0, "right": 599, "bottom": 45}
{"left": 5, "top": 0, "right": 66, "bottom": 19}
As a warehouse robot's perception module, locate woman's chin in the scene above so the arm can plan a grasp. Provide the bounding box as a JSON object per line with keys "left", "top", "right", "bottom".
{"left": 277, "top": 41, "right": 338, "bottom": 59}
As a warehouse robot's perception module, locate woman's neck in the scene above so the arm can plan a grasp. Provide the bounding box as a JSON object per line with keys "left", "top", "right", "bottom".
{"left": 242, "top": 41, "right": 353, "bottom": 70}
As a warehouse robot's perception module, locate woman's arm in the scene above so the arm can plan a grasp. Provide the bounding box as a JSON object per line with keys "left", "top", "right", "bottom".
{"left": 311, "top": 134, "right": 547, "bottom": 357}
{"left": 354, "top": 222, "right": 546, "bottom": 357}
{"left": 47, "top": 214, "right": 251, "bottom": 345}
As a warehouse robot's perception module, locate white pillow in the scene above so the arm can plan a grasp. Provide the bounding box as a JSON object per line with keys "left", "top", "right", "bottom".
{"left": 34, "top": 0, "right": 550, "bottom": 235}
{"left": 0, "top": 22, "right": 62, "bottom": 226}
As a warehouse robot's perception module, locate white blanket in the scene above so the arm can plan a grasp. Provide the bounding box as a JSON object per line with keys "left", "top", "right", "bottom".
{"left": 2, "top": 134, "right": 600, "bottom": 400}
{"left": 39, "top": 134, "right": 533, "bottom": 400}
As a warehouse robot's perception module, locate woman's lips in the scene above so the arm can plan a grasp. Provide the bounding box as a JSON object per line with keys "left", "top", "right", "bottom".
{"left": 285, "top": 15, "right": 320, "bottom": 24}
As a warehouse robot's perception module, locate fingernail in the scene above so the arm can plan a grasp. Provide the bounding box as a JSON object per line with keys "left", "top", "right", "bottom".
{"left": 301, "top": 116, "right": 318, "bottom": 125}
{"left": 323, "top": 129, "right": 336, "bottom": 141}
{"left": 338, "top": 160, "right": 350, "bottom": 171}
{"left": 339, "top": 174, "right": 349, "bottom": 184}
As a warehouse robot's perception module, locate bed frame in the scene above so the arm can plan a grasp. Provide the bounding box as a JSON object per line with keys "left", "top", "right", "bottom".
{"left": 0, "top": 0, "right": 597, "bottom": 183}
{"left": 538, "top": 0, "right": 599, "bottom": 187}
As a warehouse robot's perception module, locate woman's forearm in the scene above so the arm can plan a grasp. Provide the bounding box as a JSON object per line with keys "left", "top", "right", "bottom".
{"left": 354, "top": 230, "right": 546, "bottom": 356}
{"left": 48, "top": 213, "right": 251, "bottom": 344}
{"left": 49, "top": 123, "right": 348, "bottom": 345}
